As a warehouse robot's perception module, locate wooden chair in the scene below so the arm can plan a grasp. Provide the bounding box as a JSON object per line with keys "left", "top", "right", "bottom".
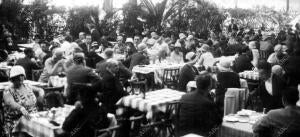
{"left": 32, "top": 69, "right": 43, "bottom": 81}
{"left": 162, "top": 68, "right": 180, "bottom": 89}
{"left": 140, "top": 101, "right": 181, "bottom": 137}
{"left": 43, "top": 86, "right": 65, "bottom": 110}
{"left": 128, "top": 79, "right": 148, "bottom": 95}
{"left": 95, "top": 125, "right": 122, "bottom": 137}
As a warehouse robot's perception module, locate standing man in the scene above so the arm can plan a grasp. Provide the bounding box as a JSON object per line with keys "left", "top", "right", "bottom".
{"left": 88, "top": 24, "right": 101, "bottom": 42}
{"left": 79, "top": 34, "right": 92, "bottom": 56}
{"left": 75, "top": 32, "right": 86, "bottom": 45}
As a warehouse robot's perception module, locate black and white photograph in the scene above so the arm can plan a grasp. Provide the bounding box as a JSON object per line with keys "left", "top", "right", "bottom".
{"left": 0, "top": 0, "right": 300, "bottom": 137}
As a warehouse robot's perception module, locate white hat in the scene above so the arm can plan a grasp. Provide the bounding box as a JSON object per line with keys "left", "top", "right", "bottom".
{"left": 174, "top": 41, "right": 181, "bottom": 48}
{"left": 179, "top": 33, "right": 186, "bottom": 39}
{"left": 137, "top": 43, "right": 147, "bottom": 51}
{"left": 217, "top": 57, "right": 232, "bottom": 72}
{"left": 10, "top": 65, "right": 26, "bottom": 78}
{"left": 125, "top": 38, "right": 134, "bottom": 43}
{"left": 186, "top": 35, "right": 194, "bottom": 41}
{"left": 185, "top": 52, "right": 195, "bottom": 61}
{"left": 146, "top": 38, "right": 156, "bottom": 45}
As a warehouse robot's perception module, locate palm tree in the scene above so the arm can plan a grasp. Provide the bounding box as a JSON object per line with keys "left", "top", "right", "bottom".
{"left": 139, "top": 0, "right": 179, "bottom": 30}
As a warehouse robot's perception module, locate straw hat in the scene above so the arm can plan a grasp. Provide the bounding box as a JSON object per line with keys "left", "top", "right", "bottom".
{"left": 179, "top": 33, "right": 186, "bottom": 39}
{"left": 10, "top": 65, "right": 26, "bottom": 78}
{"left": 146, "top": 38, "right": 156, "bottom": 45}
{"left": 185, "top": 52, "right": 195, "bottom": 61}
{"left": 217, "top": 57, "right": 232, "bottom": 72}
{"left": 174, "top": 42, "right": 181, "bottom": 48}
{"left": 200, "top": 44, "right": 210, "bottom": 52}
{"left": 137, "top": 43, "right": 147, "bottom": 51}
{"left": 125, "top": 38, "right": 134, "bottom": 43}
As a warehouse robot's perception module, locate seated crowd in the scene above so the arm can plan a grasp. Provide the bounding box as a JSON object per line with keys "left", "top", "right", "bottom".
{"left": 1, "top": 21, "right": 300, "bottom": 137}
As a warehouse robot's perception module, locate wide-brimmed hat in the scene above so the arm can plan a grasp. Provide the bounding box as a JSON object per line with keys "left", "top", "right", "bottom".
{"left": 125, "top": 38, "right": 134, "bottom": 43}
{"left": 179, "top": 33, "right": 186, "bottom": 39}
{"left": 200, "top": 44, "right": 210, "bottom": 52}
{"left": 217, "top": 57, "right": 232, "bottom": 72}
{"left": 174, "top": 42, "right": 181, "bottom": 48}
{"left": 137, "top": 43, "right": 147, "bottom": 51}
{"left": 185, "top": 52, "right": 195, "bottom": 61}
{"left": 146, "top": 38, "right": 156, "bottom": 45}
{"left": 10, "top": 65, "right": 26, "bottom": 78}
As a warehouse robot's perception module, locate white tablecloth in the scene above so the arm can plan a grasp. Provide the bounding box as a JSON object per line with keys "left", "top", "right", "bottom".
{"left": 0, "top": 80, "right": 47, "bottom": 90}
{"left": 13, "top": 105, "right": 117, "bottom": 137}
{"left": 116, "top": 88, "right": 185, "bottom": 118}
{"left": 132, "top": 63, "right": 185, "bottom": 84}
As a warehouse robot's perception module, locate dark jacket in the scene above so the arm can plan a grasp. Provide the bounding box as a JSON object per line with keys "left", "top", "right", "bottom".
{"left": 91, "top": 29, "right": 101, "bottom": 42}
{"left": 79, "top": 43, "right": 90, "bottom": 56}
{"left": 283, "top": 55, "right": 300, "bottom": 86}
{"left": 253, "top": 106, "right": 300, "bottom": 137}
{"left": 95, "top": 71, "right": 128, "bottom": 113}
{"left": 66, "top": 65, "right": 100, "bottom": 104}
{"left": 62, "top": 105, "right": 110, "bottom": 137}
{"left": 124, "top": 52, "right": 149, "bottom": 71}
{"left": 257, "top": 74, "right": 286, "bottom": 111}
{"left": 15, "top": 57, "right": 42, "bottom": 80}
{"left": 232, "top": 54, "right": 253, "bottom": 73}
{"left": 178, "top": 64, "right": 198, "bottom": 92}
{"left": 177, "top": 91, "right": 223, "bottom": 136}
{"left": 86, "top": 52, "right": 104, "bottom": 69}
{"left": 215, "top": 71, "right": 241, "bottom": 110}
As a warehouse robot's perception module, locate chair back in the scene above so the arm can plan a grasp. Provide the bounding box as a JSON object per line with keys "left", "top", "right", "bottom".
{"left": 224, "top": 88, "right": 247, "bottom": 115}
{"left": 259, "top": 50, "right": 270, "bottom": 60}
{"left": 43, "top": 86, "right": 65, "bottom": 109}
{"left": 162, "top": 68, "right": 180, "bottom": 89}
{"left": 32, "top": 69, "right": 43, "bottom": 81}
{"left": 128, "top": 79, "right": 148, "bottom": 95}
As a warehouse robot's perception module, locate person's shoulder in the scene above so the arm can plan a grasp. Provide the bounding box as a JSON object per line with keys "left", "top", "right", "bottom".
{"left": 267, "top": 108, "right": 286, "bottom": 118}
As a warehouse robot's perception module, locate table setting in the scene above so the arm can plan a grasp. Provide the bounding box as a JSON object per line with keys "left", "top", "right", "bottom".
{"left": 116, "top": 88, "right": 185, "bottom": 119}
{"left": 218, "top": 109, "right": 265, "bottom": 137}
{"left": 13, "top": 105, "right": 117, "bottom": 137}
{"left": 132, "top": 62, "right": 185, "bottom": 84}
{"left": 239, "top": 71, "right": 260, "bottom": 81}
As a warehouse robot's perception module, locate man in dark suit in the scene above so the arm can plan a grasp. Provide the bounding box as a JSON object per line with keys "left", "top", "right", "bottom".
{"left": 177, "top": 73, "right": 223, "bottom": 137}
{"left": 66, "top": 52, "right": 100, "bottom": 105}
{"left": 124, "top": 43, "right": 149, "bottom": 71}
{"left": 94, "top": 59, "right": 128, "bottom": 113}
{"left": 227, "top": 19, "right": 238, "bottom": 33}
{"left": 253, "top": 87, "right": 300, "bottom": 137}
{"left": 79, "top": 34, "right": 92, "bottom": 56}
{"left": 88, "top": 24, "right": 101, "bottom": 42}
{"left": 15, "top": 48, "right": 42, "bottom": 80}
{"left": 178, "top": 52, "right": 199, "bottom": 92}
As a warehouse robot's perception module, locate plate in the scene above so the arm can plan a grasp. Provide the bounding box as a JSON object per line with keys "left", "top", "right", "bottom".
{"left": 224, "top": 116, "right": 238, "bottom": 122}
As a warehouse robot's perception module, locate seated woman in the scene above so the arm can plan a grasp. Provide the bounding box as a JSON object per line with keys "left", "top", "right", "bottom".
{"left": 196, "top": 44, "right": 215, "bottom": 70}
{"left": 3, "top": 66, "right": 44, "bottom": 136}
{"left": 215, "top": 57, "right": 241, "bottom": 111}
{"left": 255, "top": 60, "right": 287, "bottom": 112}
{"left": 169, "top": 42, "right": 184, "bottom": 64}
{"left": 178, "top": 52, "right": 199, "bottom": 92}
{"left": 267, "top": 44, "right": 289, "bottom": 66}
{"left": 60, "top": 84, "right": 110, "bottom": 137}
